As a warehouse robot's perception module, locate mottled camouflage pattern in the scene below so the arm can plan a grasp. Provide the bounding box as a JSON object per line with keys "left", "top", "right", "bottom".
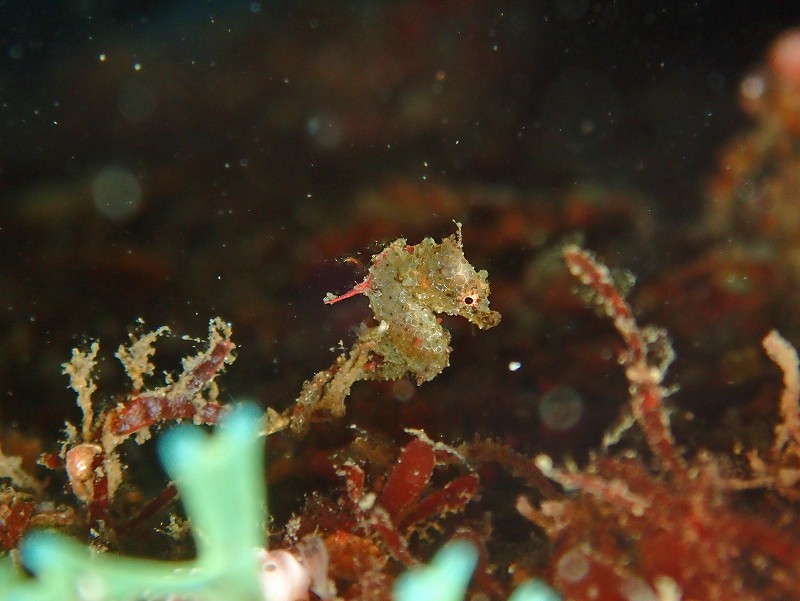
{"left": 358, "top": 226, "right": 500, "bottom": 384}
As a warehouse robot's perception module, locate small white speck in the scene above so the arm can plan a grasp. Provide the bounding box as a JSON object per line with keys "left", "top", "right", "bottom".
{"left": 99, "top": 53, "right": 107, "bottom": 62}
{"left": 508, "top": 361, "right": 522, "bottom": 372}
{"left": 133, "top": 63, "right": 142, "bottom": 72}
{"left": 534, "top": 454, "right": 553, "bottom": 474}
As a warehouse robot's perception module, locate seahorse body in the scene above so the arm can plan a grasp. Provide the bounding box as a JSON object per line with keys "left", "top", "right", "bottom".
{"left": 353, "top": 228, "right": 500, "bottom": 384}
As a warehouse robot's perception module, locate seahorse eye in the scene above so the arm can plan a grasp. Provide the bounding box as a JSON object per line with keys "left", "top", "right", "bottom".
{"left": 463, "top": 296, "right": 474, "bottom": 305}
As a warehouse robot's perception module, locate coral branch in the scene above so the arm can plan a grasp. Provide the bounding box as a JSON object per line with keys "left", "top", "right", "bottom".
{"left": 534, "top": 455, "right": 650, "bottom": 517}
{"left": 104, "top": 339, "right": 230, "bottom": 440}
{"left": 44, "top": 318, "right": 239, "bottom": 536}
{"left": 62, "top": 342, "right": 99, "bottom": 442}
{"left": 562, "top": 245, "right": 684, "bottom": 476}
{"left": 762, "top": 329, "right": 800, "bottom": 454}
{"left": 103, "top": 318, "right": 235, "bottom": 449}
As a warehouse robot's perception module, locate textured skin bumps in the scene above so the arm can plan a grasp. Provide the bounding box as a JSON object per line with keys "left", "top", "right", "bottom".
{"left": 327, "top": 225, "right": 501, "bottom": 384}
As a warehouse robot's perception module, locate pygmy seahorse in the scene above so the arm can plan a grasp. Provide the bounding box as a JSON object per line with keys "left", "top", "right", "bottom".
{"left": 325, "top": 224, "right": 500, "bottom": 384}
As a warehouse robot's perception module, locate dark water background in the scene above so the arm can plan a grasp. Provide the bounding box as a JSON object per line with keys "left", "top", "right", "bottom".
{"left": 1, "top": 0, "right": 799, "bottom": 447}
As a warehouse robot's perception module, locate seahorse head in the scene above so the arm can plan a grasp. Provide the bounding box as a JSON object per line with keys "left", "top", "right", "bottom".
{"left": 421, "top": 233, "right": 501, "bottom": 329}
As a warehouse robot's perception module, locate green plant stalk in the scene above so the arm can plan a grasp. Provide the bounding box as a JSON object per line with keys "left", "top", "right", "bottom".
{"left": 15, "top": 404, "right": 267, "bottom": 601}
